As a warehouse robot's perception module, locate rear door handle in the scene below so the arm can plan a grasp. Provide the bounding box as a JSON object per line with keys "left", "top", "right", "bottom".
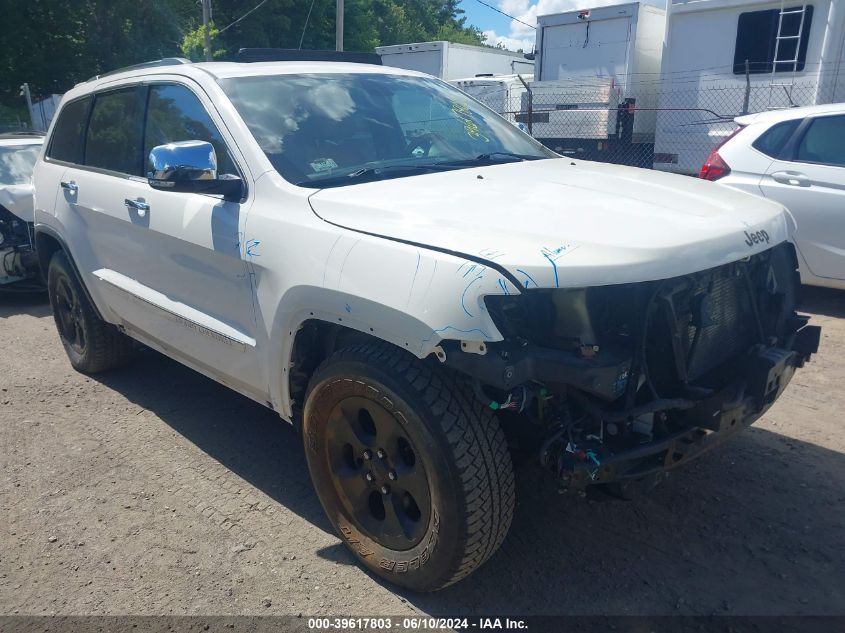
{"left": 771, "top": 171, "right": 810, "bottom": 187}
{"left": 124, "top": 198, "right": 150, "bottom": 217}
{"left": 60, "top": 180, "right": 78, "bottom": 193}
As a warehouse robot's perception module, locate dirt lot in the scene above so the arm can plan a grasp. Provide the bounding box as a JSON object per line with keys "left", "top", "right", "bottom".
{"left": 1, "top": 287, "right": 844, "bottom": 617}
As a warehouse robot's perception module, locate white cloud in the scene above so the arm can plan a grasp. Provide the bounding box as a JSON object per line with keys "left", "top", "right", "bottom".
{"left": 482, "top": 29, "right": 534, "bottom": 53}
{"left": 484, "top": 0, "right": 644, "bottom": 52}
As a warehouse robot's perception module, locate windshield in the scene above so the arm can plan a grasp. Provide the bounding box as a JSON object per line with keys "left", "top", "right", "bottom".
{"left": 0, "top": 144, "right": 41, "bottom": 186}
{"left": 219, "top": 73, "right": 556, "bottom": 188}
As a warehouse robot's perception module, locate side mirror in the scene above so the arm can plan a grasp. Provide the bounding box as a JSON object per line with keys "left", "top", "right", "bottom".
{"left": 147, "top": 140, "right": 243, "bottom": 199}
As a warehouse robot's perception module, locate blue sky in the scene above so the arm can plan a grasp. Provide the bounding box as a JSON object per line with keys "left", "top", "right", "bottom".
{"left": 458, "top": 0, "right": 667, "bottom": 52}
{"left": 459, "top": 0, "right": 511, "bottom": 39}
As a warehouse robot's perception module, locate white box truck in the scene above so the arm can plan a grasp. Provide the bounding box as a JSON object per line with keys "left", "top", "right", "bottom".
{"left": 377, "top": 41, "right": 533, "bottom": 81}
{"left": 528, "top": 2, "right": 665, "bottom": 165}
{"left": 451, "top": 74, "right": 532, "bottom": 125}
{"left": 654, "top": 0, "right": 845, "bottom": 176}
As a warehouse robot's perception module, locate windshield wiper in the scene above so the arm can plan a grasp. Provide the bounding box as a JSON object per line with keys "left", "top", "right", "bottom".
{"left": 477, "top": 151, "right": 542, "bottom": 162}
{"left": 297, "top": 162, "right": 457, "bottom": 188}
{"left": 435, "top": 152, "right": 544, "bottom": 167}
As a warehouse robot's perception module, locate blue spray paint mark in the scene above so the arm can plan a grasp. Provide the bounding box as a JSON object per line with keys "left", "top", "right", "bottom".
{"left": 344, "top": 303, "right": 352, "bottom": 313}
{"left": 461, "top": 274, "right": 484, "bottom": 317}
{"left": 246, "top": 239, "right": 261, "bottom": 257}
{"left": 413, "top": 250, "right": 421, "bottom": 280}
{"left": 516, "top": 268, "right": 538, "bottom": 288}
{"left": 541, "top": 251, "right": 559, "bottom": 288}
{"left": 540, "top": 245, "right": 576, "bottom": 288}
{"left": 407, "top": 250, "right": 422, "bottom": 304}
{"left": 497, "top": 278, "right": 510, "bottom": 295}
{"left": 544, "top": 245, "right": 570, "bottom": 257}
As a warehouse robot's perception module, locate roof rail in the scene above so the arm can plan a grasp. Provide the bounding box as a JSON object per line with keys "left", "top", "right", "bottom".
{"left": 236, "top": 48, "right": 382, "bottom": 65}
{"left": 87, "top": 57, "right": 192, "bottom": 82}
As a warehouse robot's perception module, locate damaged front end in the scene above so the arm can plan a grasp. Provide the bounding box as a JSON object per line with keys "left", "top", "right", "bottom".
{"left": 443, "top": 242, "right": 820, "bottom": 495}
{"left": 0, "top": 204, "right": 40, "bottom": 290}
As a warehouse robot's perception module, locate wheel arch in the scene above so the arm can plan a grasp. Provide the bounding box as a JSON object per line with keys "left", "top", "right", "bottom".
{"left": 269, "top": 286, "right": 449, "bottom": 426}
{"left": 34, "top": 225, "right": 103, "bottom": 319}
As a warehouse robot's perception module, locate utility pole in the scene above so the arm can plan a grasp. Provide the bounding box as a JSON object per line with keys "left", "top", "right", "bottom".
{"left": 19, "top": 83, "right": 38, "bottom": 131}
{"left": 336, "top": 0, "right": 344, "bottom": 52}
{"left": 202, "top": 0, "right": 213, "bottom": 62}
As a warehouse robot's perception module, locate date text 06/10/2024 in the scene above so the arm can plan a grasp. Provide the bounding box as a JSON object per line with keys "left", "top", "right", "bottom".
{"left": 307, "top": 617, "right": 529, "bottom": 630}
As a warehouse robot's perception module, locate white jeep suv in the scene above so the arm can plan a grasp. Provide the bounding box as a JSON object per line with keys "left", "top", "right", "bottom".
{"left": 33, "top": 57, "right": 819, "bottom": 591}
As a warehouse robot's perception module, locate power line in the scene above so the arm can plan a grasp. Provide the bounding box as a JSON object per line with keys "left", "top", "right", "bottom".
{"left": 299, "top": 0, "right": 318, "bottom": 49}
{"left": 219, "top": 0, "right": 270, "bottom": 33}
{"left": 473, "top": 0, "right": 535, "bottom": 30}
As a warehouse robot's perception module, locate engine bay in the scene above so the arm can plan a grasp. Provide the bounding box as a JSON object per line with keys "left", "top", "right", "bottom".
{"left": 444, "top": 242, "right": 821, "bottom": 494}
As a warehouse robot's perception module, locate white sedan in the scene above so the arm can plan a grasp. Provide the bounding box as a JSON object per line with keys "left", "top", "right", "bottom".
{"left": 699, "top": 104, "right": 845, "bottom": 291}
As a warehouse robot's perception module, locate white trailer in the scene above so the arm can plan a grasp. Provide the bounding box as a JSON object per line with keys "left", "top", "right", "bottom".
{"left": 451, "top": 74, "right": 532, "bottom": 124}
{"left": 654, "top": 0, "right": 845, "bottom": 175}
{"left": 376, "top": 41, "right": 533, "bottom": 81}
{"left": 529, "top": 2, "right": 666, "bottom": 164}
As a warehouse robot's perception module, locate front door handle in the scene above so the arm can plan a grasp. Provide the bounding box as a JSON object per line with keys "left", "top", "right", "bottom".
{"left": 125, "top": 198, "right": 150, "bottom": 217}
{"left": 60, "top": 180, "right": 78, "bottom": 193}
{"left": 771, "top": 171, "right": 810, "bottom": 187}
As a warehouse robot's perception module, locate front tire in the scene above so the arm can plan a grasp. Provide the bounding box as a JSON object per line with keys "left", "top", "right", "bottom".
{"left": 47, "top": 250, "right": 133, "bottom": 373}
{"left": 303, "top": 344, "right": 515, "bottom": 591}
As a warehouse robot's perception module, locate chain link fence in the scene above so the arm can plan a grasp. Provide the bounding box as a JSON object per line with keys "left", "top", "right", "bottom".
{"left": 461, "top": 78, "right": 828, "bottom": 176}
{"left": 0, "top": 118, "right": 30, "bottom": 135}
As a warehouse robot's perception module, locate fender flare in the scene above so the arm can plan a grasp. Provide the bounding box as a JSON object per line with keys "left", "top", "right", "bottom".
{"left": 34, "top": 224, "right": 103, "bottom": 319}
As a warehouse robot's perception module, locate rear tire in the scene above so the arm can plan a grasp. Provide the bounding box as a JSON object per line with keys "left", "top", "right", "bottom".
{"left": 47, "top": 250, "right": 133, "bottom": 373}
{"left": 303, "top": 344, "right": 515, "bottom": 591}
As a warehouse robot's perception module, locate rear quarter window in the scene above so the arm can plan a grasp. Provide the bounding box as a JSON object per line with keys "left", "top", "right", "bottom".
{"left": 751, "top": 119, "right": 801, "bottom": 158}
{"left": 47, "top": 97, "right": 92, "bottom": 164}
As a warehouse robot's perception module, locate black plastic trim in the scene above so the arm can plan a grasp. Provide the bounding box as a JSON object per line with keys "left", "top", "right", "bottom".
{"left": 33, "top": 224, "right": 103, "bottom": 320}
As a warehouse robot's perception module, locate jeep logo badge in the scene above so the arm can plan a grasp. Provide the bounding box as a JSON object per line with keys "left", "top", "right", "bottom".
{"left": 744, "top": 230, "right": 770, "bottom": 247}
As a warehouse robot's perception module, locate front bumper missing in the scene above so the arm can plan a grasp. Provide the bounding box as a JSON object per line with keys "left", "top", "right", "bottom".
{"left": 558, "top": 326, "right": 820, "bottom": 492}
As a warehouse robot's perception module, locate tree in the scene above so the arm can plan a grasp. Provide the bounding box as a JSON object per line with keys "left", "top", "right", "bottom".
{"left": 0, "top": 0, "right": 196, "bottom": 107}
{"left": 181, "top": 0, "right": 484, "bottom": 61}
{"left": 0, "top": 0, "right": 486, "bottom": 112}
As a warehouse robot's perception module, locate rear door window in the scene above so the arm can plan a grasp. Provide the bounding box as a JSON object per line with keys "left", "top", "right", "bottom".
{"left": 795, "top": 115, "right": 845, "bottom": 167}
{"left": 752, "top": 119, "right": 801, "bottom": 158}
{"left": 47, "top": 97, "right": 91, "bottom": 164}
{"left": 84, "top": 87, "right": 145, "bottom": 176}
{"left": 144, "top": 84, "right": 236, "bottom": 176}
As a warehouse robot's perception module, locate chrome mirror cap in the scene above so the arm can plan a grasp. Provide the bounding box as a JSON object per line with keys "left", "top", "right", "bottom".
{"left": 148, "top": 140, "right": 217, "bottom": 183}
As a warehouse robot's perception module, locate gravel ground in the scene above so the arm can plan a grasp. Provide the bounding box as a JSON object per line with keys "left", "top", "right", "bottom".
{"left": 1, "top": 287, "right": 844, "bottom": 617}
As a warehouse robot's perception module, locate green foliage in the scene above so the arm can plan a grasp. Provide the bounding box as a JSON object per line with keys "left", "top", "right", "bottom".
{"left": 197, "top": 0, "right": 485, "bottom": 59}
{"left": 180, "top": 23, "right": 227, "bottom": 62}
{"left": 0, "top": 0, "right": 486, "bottom": 111}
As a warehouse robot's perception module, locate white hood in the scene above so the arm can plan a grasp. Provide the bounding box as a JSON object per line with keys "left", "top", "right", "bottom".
{"left": 0, "top": 184, "right": 35, "bottom": 223}
{"left": 309, "top": 158, "right": 791, "bottom": 289}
